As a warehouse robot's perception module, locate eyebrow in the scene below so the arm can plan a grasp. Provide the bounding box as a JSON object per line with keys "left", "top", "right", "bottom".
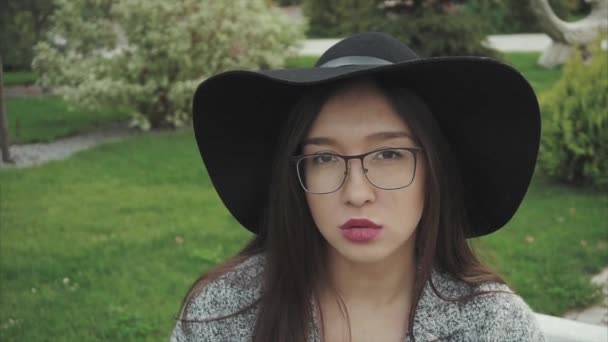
{"left": 302, "top": 131, "right": 415, "bottom": 146}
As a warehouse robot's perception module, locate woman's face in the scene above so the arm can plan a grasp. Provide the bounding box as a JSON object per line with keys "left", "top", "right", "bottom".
{"left": 302, "top": 81, "right": 426, "bottom": 264}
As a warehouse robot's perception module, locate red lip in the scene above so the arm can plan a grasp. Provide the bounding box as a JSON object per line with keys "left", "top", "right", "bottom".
{"left": 340, "top": 218, "right": 382, "bottom": 230}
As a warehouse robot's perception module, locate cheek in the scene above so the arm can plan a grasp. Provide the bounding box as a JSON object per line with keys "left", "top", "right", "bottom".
{"left": 305, "top": 193, "right": 336, "bottom": 230}
{"left": 383, "top": 170, "right": 426, "bottom": 228}
{"left": 383, "top": 190, "right": 425, "bottom": 226}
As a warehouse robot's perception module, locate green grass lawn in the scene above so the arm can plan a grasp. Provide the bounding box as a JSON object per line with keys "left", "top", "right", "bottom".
{"left": 1, "top": 129, "right": 606, "bottom": 340}
{"left": 1, "top": 52, "right": 604, "bottom": 340}
{"left": 473, "top": 172, "right": 608, "bottom": 315}
{"left": 285, "top": 55, "right": 319, "bottom": 68}
{"left": 3, "top": 70, "right": 37, "bottom": 86}
{"left": 5, "top": 96, "right": 130, "bottom": 144}
{"left": 0, "top": 131, "right": 253, "bottom": 341}
{"left": 502, "top": 53, "right": 563, "bottom": 94}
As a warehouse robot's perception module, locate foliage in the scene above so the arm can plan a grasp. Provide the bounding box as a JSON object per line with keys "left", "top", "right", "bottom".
{"left": 539, "top": 37, "right": 608, "bottom": 190}
{"left": 275, "top": 0, "right": 303, "bottom": 5}
{"left": 304, "top": 0, "right": 499, "bottom": 57}
{"left": 547, "top": 0, "right": 589, "bottom": 19}
{"left": 0, "top": 0, "right": 56, "bottom": 70}
{"left": 372, "top": 8, "right": 500, "bottom": 58}
{"left": 304, "top": 0, "right": 378, "bottom": 37}
{"left": 463, "top": 0, "right": 590, "bottom": 34}
{"left": 32, "top": 0, "right": 304, "bottom": 130}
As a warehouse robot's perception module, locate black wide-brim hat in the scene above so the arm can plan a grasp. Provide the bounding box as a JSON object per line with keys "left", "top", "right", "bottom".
{"left": 192, "top": 32, "right": 540, "bottom": 238}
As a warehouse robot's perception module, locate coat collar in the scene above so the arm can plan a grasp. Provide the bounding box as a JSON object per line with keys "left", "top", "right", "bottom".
{"left": 408, "top": 268, "right": 469, "bottom": 341}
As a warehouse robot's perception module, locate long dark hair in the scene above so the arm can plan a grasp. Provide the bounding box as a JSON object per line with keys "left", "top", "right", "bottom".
{"left": 176, "top": 77, "right": 508, "bottom": 341}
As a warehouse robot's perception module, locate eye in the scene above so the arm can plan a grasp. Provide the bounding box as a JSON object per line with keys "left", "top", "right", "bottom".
{"left": 373, "top": 149, "right": 404, "bottom": 160}
{"left": 312, "top": 153, "right": 340, "bottom": 165}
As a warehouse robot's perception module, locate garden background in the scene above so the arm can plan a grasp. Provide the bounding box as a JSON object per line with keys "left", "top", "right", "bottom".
{"left": 1, "top": 0, "right": 607, "bottom": 340}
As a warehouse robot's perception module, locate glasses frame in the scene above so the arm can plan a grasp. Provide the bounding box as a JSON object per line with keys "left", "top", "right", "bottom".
{"left": 290, "top": 147, "right": 424, "bottom": 194}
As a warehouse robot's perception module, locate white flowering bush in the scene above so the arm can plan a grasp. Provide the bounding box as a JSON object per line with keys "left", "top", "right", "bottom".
{"left": 33, "top": 0, "right": 304, "bottom": 130}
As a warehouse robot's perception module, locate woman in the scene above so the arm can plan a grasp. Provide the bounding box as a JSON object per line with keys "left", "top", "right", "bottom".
{"left": 171, "top": 32, "right": 544, "bottom": 341}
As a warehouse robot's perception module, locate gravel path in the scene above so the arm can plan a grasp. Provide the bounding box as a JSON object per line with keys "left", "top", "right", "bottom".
{"left": 0, "top": 121, "right": 144, "bottom": 169}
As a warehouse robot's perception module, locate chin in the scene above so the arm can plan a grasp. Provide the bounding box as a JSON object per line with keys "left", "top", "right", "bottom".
{"left": 323, "top": 228, "right": 416, "bottom": 265}
{"left": 330, "top": 241, "right": 401, "bottom": 264}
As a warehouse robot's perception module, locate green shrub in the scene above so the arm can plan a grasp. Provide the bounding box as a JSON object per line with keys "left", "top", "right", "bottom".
{"left": 539, "top": 37, "right": 608, "bottom": 190}
{"left": 304, "top": 0, "right": 499, "bottom": 57}
{"left": 372, "top": 8, "right": 500, "bottom": 58}
{"left": 0, "top": 0, "right": 56, "bottom": 70}
{"left": 463, "top": 0, "right": 590, "bottom": 34}
{"left": 275, "top": 0, "right": 302, "bottom": 5}
{"left": 304, "top": 0, "right": 377, "bottom": 37}
{"left": 32, "top": 0, "right": 304, "bottom": 130}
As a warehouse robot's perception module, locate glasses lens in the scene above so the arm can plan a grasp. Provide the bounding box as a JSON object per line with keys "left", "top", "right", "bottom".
{"left": 297, "top": 154, "right": 345, "bottom": 193}
{"left": 364, "top": 149, "right": 416, "bottom": 189}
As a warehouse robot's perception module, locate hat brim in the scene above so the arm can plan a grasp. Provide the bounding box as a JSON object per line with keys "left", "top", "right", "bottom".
{"left": 193, "top": 56, "right": 540, "bottom": 238}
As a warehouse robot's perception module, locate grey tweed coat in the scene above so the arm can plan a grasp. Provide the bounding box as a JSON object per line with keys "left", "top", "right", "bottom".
{"left": 170, "top": 254, "right": 544, "bottom": 342}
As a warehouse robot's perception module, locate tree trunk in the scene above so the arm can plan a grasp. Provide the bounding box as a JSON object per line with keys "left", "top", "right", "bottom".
{"left": 0, "top": 55, "right": 14, "bottom": 163}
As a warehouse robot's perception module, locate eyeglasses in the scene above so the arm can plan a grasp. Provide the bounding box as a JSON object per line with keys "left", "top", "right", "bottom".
{"left": 291, "top": 147, "right": 424, "bottom": 194}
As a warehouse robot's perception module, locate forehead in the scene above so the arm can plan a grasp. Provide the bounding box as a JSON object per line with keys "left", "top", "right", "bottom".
{"left": 305, "top": 81, "right": 413, "bottom": 143}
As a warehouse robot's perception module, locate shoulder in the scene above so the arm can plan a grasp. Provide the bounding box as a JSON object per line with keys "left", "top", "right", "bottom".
{"left": 170, "top": 253, "right": 266, "bottom": 342}
{"left": 412, "top": 270, "right": 544, "bottom": 342}
{"left": 460, "top": 281, "right": 545, "bottom": 342}
{"left": 185, "top": 253, "right": 265, "bottom": 319}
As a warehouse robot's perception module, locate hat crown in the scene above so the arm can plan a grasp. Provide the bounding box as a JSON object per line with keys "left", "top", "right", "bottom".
{"left": 315, "top": 32, "right": 419, "bottom": 67}
{"left": 194, "top": 31, "right": 540, "bottom": 237}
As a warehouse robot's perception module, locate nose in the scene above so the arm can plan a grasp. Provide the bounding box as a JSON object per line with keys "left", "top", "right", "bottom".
{"left": 340, "top": 158, "right": 376, "bottom": 207}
